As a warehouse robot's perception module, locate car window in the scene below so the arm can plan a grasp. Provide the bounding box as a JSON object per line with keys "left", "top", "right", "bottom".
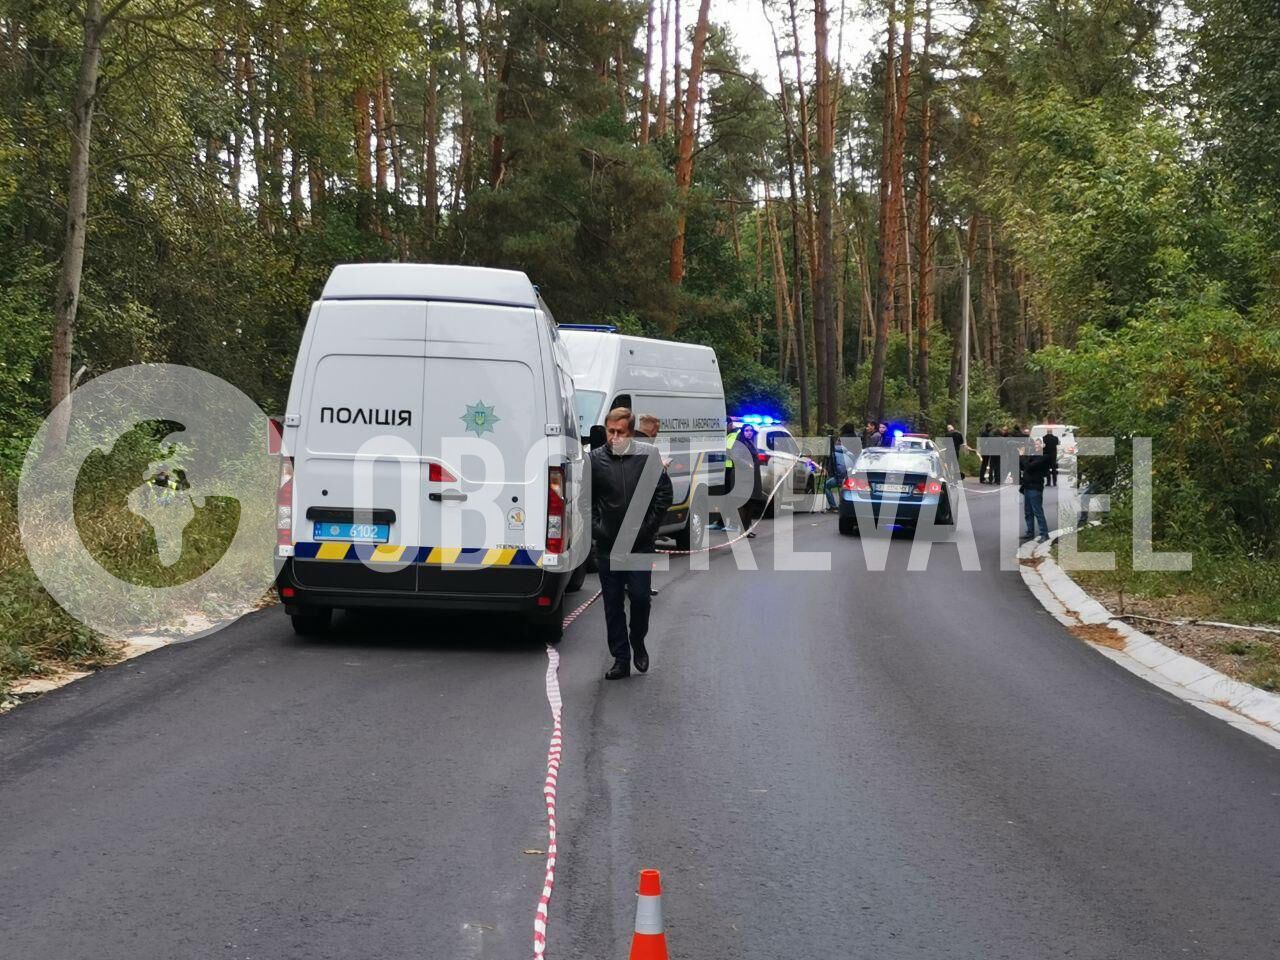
{"left": 854, "top": 449, "right": 937, "bottom": 473}
{"left": 573, "top": 390, "right": 605, "bottom": 437}
{"left": 767, "top": 430, "right": 798, "bottom": 455}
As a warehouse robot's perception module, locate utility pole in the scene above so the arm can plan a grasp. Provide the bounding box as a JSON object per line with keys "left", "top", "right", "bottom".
{"left": 960, "top": 253, "right": 971, "bottom": 441}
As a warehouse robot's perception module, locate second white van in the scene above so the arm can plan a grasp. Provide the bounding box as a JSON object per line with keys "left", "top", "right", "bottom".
{"left": 559, "top": 326, "right": 726, "bottom": 548}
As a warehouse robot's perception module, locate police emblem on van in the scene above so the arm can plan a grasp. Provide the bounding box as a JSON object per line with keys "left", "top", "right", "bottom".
{"left": 319, "top": 406, "right": 412, "bottom": 426}
{"left": 460, "top": 401, "right": 500, "bottom": 436}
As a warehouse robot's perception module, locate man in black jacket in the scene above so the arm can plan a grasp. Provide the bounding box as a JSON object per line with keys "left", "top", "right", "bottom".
{"left": 590, "top": 407, "right": 673, "bottom": 680}
{"left": 1019, "top": 439, "right": 1052, "bottom": 542}
{"left": 1041, "top": 429, "right": 1060, "bottom": 487}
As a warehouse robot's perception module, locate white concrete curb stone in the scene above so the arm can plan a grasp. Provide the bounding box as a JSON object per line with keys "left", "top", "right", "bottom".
{"left": 1018, "top": 527, "right": 1280, "bottom": 751}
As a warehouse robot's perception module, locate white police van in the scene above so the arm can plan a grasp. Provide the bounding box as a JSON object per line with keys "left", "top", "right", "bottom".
{"left": 275, "top": 264, "right": 586, "bottom": 640}
{"left": 559, "top": 326, "right": 726, "bottom": 549}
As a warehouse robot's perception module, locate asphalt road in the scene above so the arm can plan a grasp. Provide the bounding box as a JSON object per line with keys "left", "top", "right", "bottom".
{"left": 2, "top": 483, "right": 1279, "bottom": 959}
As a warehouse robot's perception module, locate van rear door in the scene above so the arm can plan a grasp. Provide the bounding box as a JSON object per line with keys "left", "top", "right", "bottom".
{"left": 421, "top": 301, "right": 549, "bottom": 557}
{"left": 295, "top": 300, "right": 425, "bottom": 555}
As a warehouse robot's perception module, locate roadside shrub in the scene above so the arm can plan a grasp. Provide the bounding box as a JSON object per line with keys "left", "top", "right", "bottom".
{"left": 1040, "top": 294, "right": 1280, "bottom": 551}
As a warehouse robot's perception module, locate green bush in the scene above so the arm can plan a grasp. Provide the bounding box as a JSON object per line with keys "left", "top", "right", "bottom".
{"left": 1040, "top": 294, "right": 1280, "bottom": 550}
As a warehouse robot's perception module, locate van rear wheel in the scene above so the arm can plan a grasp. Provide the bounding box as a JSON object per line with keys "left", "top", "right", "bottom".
{"left": 290, "top": 608, "right": 333, "bottom": 636}
{"left": 565, "top": 562, "right": 588, "bottom": 593}
{"left": 529, "top": 613, "right": 564, "bottom": 645}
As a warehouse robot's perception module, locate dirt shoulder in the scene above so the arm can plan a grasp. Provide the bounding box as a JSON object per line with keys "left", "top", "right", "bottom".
{"left": 1082, "top": 583, "right": 1280, "bottom": 694}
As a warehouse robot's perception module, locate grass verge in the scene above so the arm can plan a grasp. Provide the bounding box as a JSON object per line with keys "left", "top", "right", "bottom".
{"left": 1059, "top": 523, "right": 1280, "bottom": 692}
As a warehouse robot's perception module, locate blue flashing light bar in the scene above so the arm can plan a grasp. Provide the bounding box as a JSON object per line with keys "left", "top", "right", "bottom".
{"left": 736, "top": 413, "right": 779, "bottom": 426}
{"left": 557, "top": 323, "right": 617, "bottom": 332}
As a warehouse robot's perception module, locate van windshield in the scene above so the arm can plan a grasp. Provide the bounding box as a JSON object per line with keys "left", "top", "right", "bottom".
{"left": 574, "top": 390, "right": 606, "bottom": 437}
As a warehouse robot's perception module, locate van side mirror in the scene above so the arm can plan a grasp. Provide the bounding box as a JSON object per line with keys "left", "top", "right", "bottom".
{"left": 589, "top": 425, "right": 607, "bottom": 450}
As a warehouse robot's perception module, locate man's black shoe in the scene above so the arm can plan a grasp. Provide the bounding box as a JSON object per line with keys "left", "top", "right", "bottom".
{"left": 633, "top": 645, "right": 649, "bottom": 673}
{"left": 605, "top": 660, "right": 630, "bottom": 680}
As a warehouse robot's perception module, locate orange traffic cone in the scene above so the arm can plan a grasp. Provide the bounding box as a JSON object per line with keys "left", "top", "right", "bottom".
{"left": 628, "top": 869, "right": 669, "bottom": 960}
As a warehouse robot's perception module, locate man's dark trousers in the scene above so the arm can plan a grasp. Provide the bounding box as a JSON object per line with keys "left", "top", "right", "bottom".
{"left": 1024, "top": 487, "right": 1049, "bottom": 538}
{"left": 596, "top": 553, "right": 651, "bottom": 663}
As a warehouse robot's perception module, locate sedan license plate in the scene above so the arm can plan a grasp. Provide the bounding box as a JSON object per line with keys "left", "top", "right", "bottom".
{"left": 313, "top": 521, "right": 389, "bottom": 543}
{"left": 875, "top": 482, "right": 911, "bottom": 495}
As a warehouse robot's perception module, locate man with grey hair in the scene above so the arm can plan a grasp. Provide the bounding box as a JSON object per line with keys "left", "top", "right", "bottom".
{"left": 590, "top": 407, "right": 672, "bottom": 680}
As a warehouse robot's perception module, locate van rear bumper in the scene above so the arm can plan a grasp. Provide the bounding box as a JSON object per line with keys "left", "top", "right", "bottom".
{"left": 276, "top": 558, "right": 570, "bottom": 620}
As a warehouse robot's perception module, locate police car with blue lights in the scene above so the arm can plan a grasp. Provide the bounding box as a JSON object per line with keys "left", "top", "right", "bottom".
{"left": 730, "top": 414, "right": 821, "bottom": 517}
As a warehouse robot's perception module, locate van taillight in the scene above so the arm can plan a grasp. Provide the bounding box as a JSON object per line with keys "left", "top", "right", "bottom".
{"left": 277, "top": 457, "right": 294, "bottom": 547}
{"left": 428, "top": 462, "right": 457, "bottom": 482}
{"left": 546, "top": 465, "right": 566, "bottom": 555}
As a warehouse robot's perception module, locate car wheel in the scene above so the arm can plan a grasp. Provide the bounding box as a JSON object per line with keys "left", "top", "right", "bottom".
{"left": 838, "top": 516, "right": 858, "bottom": 536}
{"left": 529, "top": 609, "right": 564, "bottom": 645}
{"left": 565, "top": 561, "right": 588, "bottom": 593}
{"left": 937, "top": 486, "right": 955, "bottom": 525}
{"left": 673, "top": 507, "right": 704, "bottom": 550}
{"left": 290, "top": 608, "right": 332, "bottom": 636}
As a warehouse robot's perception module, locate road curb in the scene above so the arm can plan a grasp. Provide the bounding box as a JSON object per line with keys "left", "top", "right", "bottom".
{"left": 3, "top": 613, "right": 239, "bottom": 710}
{"left": 1017, "top": 528, "right": 1280, "bottom": 751}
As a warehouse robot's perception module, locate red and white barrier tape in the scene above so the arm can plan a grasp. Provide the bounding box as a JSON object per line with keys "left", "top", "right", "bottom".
{"left": 656, "top": 462, "right": 799, "bottom": 557}
{"left": 533, "top": 588, "right": 601, "bottom": 959}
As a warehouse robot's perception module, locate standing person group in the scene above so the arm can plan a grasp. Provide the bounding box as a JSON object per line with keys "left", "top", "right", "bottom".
{"left": 589, "top": 407, "right": 672, "bottom": 680}
{"left": 979, "top": 424, "right": 1032, "bottom": 484}
{"left": 861, "top": 420, "right": 893, "bottom": 449}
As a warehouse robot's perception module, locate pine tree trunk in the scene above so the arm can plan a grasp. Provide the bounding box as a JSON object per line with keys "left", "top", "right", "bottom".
{"left": 616, "top": 40, "right": 627, "bottom": 115}
{"left": 673, "top": 0, "right": 682, "bottom": 135}
{"left": 814, "top": 0, "right": 838, "bottom": 427}
{"left": 354, "top": 84, "right": 373, "bottom": 233}
{"left": 640, "top": 0, "right": 654, "bottom": 144}
{"left": 667, "top": 0, "right": 712, "bottom": 291}
{"left": 766, "top": 192, "right": 795, "bottom": 379}
{"left": 373, "top": 70, "right": 389, "bottom": 237}
{"left": 302, "top": 56, "right": 324, "bottom": 225}
{"left": 866, "top": 1, "right": 899, "bottom": 422}
{"left": 452, "top": 0, "right": 471, "bottom": 211}
{"left": 246, "top": 39, "right": 268, "bottom": 231}
{"left": 764, "top": 0, "right": 810, "bottom": 431}
{"left": 423, "top": 26, "right": 439, "bottom": 247}
{"left": 915, "top": 0, "right": 933, "bottom": 415}
{"left": 785, "top": 0, "right": 824, "bottom": 426}
{"left": 656, "top": 0, "right": 670, "bottom": 138}
{"left": 900, "top": 184, "right": 913, "bottom": 378}
{"left": 490, "top": 44, "right": 512, "bottom": 187}
{"left": 231, "top": 30, "right": 248, "bottom": 204}
{"left": 984, "top": 216, "right": 999, "bottom": 374}
{"left": 48, "top": 0, "right": 109, "bottom": 453}
{"left": 893, "top": 0, "right": 913, "bottom": 343}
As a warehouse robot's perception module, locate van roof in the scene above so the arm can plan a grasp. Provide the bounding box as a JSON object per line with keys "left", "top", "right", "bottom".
{"left": 559, "top": 328, "right": 717, "bottom": 367}
{"left": 320, "top": 263, "right": 539, "bottom": 308}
